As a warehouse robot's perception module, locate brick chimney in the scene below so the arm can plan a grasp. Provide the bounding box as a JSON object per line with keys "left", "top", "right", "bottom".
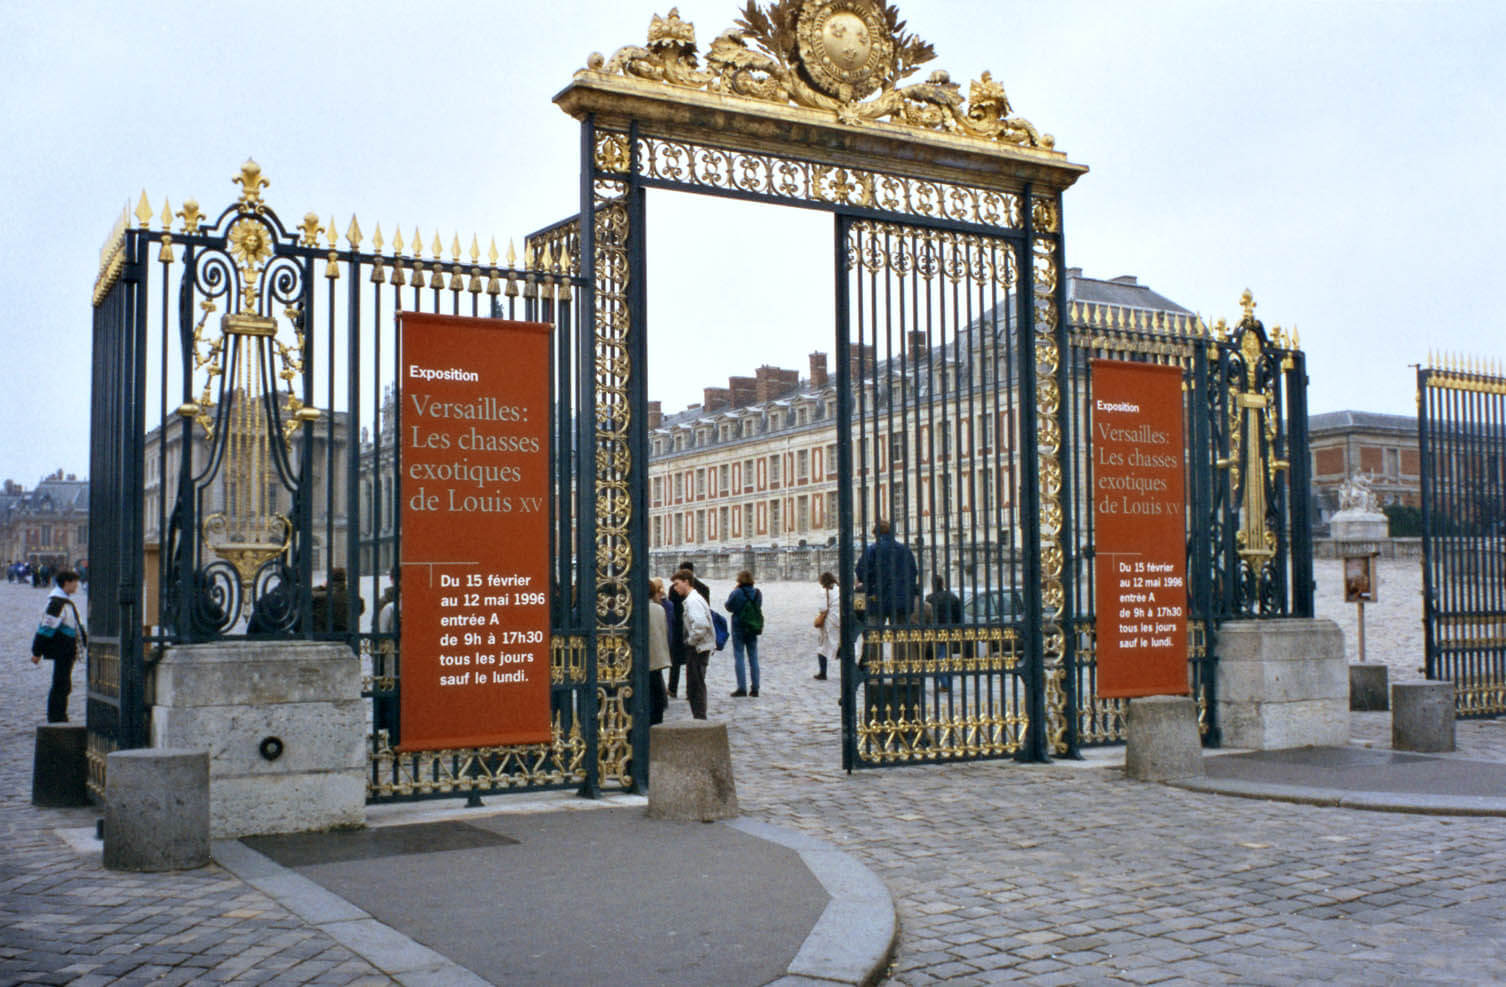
{"left": 647, "top": 401, "right": 663, "bottom": 429}
{"left": 849, "top": 344, "right": 876, "bottom": 382}
{"left": 754, "top": 365, "right": 800, "bottom": 402}
{"left": 728, "top": 376, "right": 757, "bottom": 407}
{"left": 703, "top": 387, "right": 731, "bottom": 412}
{"left": 809, "top": 352, "right": 828, "bottom": 389}
{"left": 906, "top": 331, "right": 928, "bottom": 360}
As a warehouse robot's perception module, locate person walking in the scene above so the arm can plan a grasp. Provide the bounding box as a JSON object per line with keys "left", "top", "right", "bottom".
{"left": 725, "top": 570, "right": 763, "bottom": 697}
{"left": 814, "top": 571, "right": 840, "bottom": 680}
{"left": 648, "top": 577, "right": 672, "bottom": 724}
{"left": 673, "top": 569, "right": 714, "bottom": 719}
{"left": 30, "top": 569, "right": 85, "bottom": 723}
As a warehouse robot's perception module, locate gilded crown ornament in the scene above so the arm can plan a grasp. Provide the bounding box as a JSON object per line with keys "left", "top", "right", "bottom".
{"left": 588, "top": 1, "right": 1053, "bottom": 149}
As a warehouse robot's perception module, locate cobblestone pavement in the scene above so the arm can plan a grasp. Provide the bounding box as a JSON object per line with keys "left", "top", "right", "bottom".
{"left": 5, "top": 559, "right": 1506, "bottom": 985}
{"left": 1, "top": 583, "right": 393, "bottom": 986}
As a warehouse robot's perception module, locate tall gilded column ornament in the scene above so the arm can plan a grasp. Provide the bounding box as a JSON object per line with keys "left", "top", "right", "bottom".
{"left": 187, "top": 160, "right": 316, "bottom": 610}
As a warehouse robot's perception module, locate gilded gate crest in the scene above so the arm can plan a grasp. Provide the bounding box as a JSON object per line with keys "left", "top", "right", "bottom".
{"left": 589, "top": 1, "right": 1053, "bottom": 148}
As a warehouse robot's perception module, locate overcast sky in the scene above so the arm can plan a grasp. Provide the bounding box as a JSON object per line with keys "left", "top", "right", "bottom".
{"left": 3, "top": 0, "right": 1502, "bottom": 487}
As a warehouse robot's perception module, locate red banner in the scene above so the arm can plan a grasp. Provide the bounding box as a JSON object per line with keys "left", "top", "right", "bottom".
{"left": 398, "top": 313, "right": 552, "bottom": 751}
{"left": 1091, "top": 360, "right": 1189, "bottom": 699}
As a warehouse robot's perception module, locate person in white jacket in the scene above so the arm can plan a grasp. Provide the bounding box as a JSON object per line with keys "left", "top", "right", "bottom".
{"left": 673, "top": 569, "right": 714, "bottom": 719}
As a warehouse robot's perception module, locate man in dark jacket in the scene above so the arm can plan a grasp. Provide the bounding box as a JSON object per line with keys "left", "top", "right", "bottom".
{"left": 855, "top": 521, "right": 918, "bottom": 625}
{"left": 30, "top": 569, "right": 85, "bottom": 722}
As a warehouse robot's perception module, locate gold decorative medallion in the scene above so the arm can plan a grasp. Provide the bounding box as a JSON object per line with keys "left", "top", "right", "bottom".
{"left": 795, "top": 0, "right": 892, "bottom": 101}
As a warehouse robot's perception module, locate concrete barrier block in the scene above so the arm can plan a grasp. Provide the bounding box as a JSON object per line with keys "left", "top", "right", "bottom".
{"left": 648, "top": 721, "right": 739, "bottom": 822}
{"left": 104, "top": 748, "right": 210, "bottom": 872}
{"left": 1126, "top": 696, "right": 1204, "bottom": 781}
{"left": 1349, "top": 663, "right": 1389, "bottom": 711}
{"left": 1392, "top": 681, "right": 1455, "bottom": 753}
{"left": 1215, "top": 618, "right": 1348, "bottom": 750}
{"left": 33, "top": 724, "right": 90, "bottom": 807}
{"left": 152, "top": 641, "right": 360, "bottom": 706}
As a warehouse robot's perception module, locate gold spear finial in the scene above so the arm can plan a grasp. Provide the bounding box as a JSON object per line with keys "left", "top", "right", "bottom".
{"left": 346, "top": 215, "right": 363, "bottom": 248}
{"left": 392, "top": 226, "right": 404, "bottom": 255}
{"left": 135, "top": 190, "right": 153, "bottom": 227}
{"left": 373, "top": 222, "right": 385, "bottom": 253}
{"left": 469, "top": 234, "right": 480, "bottom": 264}
{"left": 488, "top": 236, "right": 499, "bottom": 266}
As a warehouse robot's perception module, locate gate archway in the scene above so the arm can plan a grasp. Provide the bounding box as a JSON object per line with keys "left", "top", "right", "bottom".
{"left": 554, "top": 1, "right": 1085, "bottom": 771}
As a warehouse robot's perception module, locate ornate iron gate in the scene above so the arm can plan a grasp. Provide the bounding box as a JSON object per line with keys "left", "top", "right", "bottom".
{"left": 562, "top": 2, "right": 1083, "bottom": 770}
{"left": 836, "top": 219, "right": 1052, "bottom": 766}
{"left": 1419, "top": 358, "right": 1506, "bottom": 717}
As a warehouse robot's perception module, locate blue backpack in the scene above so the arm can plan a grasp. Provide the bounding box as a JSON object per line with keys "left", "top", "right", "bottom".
{"left": 710, "top": 610, "right": 729, "bottom": 651}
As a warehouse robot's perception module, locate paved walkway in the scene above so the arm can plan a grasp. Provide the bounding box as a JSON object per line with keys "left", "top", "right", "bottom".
{"left": 5, "top": 567, "right": 1506, "bottom": 985}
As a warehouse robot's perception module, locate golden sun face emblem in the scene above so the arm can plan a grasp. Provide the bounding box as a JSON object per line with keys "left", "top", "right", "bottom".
{"left": 228, "top": 218, "right": 272, "bottom": 270}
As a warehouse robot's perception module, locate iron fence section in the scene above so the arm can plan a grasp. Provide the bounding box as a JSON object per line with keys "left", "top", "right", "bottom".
{"left": 1063, "top": 301, "right": 1312, "bottom": 749}
{"left": 1419, "top": 364, "right": 1506, "bottom": 717}
{"left": 88, "top": 175, "right": 594, "bottom": 803}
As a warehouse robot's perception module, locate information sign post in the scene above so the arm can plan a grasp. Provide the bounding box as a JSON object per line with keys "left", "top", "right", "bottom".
{"left": 1091, "top": 360, "right": 1190, "bottom": 698}
{"left": 397, "top": 313, "right": 553, "bottom": 751}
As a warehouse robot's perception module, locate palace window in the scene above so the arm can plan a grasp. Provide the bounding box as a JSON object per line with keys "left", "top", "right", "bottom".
{"left": 768, "top": 454, "right": 781, "bottom": 486}
{"left": 797, "top": 449, "right": 809, "bottom": 480}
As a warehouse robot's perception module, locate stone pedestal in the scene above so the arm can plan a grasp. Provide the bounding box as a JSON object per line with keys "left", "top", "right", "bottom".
{"left": 1330, "top": 509, "right": 1388, "bottom": 543}
{"left": 1215, "top": 619, "right": 1348, "bottom": 749}
{"left": 104, "top": 748, "right": 210, "bottom": 871}
{"left": 151, "top": 641, "right": 365, "bottom": 838}
{"left": 1125, "top": 696, "right": 1205, "bottom": 781}
{"left": 647, "top": 721, "right": 739, "bottom": 822}
{"left": 33, "top": 724, "right": 90, "bottom": 807}
{"left": 1392, "top": 681, "right": 1455, "bottom": 752}
{"left": 1349, "top": 663, "right": 1389, "bottom": 711}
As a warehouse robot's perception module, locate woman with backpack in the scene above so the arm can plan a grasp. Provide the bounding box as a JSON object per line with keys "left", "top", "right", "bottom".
{"left": 725, "top": 570, "right": 763, "bottom": 697}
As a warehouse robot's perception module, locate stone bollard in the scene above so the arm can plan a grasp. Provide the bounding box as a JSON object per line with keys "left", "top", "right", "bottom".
{"left": 647, "top": 721, "right": 739, "bottom": 822}
{"left": 1391, "top": 681, "right": 1455, "bottom": 753}
{"left": 1126, "top": 695, "right": 1205, "bottom": 781}
{"left": 1349, "top": 663, "right": 1389, "bottom": 711}
{"left": 33, "top": 724, "right": 90, "bottom": 807}
{"left": 104, "top": 748, "right": 211, "bottom": 872}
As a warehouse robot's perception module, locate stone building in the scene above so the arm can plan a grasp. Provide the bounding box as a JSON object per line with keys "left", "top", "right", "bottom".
{"left": 1307, "top": 410, "right": 1420, "bottom": 531}
{"left": 646, "top": 269, "right": 1192, "bottom": 579}
{"left": 0, "top": 472, "right": 90, "bottom": 571}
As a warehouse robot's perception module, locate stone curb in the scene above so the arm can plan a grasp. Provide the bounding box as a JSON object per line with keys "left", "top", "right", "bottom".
{"left": 1164, "top": 776, "right": 1506, "bottom": 818}
{"left": 728, "top": 817, "right": 898, "bottom": 987}
{"left": 212, "top": 840, "right": 489, "bottom": 987}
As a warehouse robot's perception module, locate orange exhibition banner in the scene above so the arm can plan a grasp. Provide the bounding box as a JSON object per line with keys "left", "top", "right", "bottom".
{"left": 397, "top": 312, "right": 552, "bottom": 751}
{"left": 1091, "top": 360, "right": 1190, "bottom": 699}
